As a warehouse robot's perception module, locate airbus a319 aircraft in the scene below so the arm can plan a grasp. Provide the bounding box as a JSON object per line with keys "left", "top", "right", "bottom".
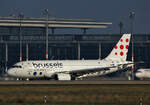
{"left": 8, "top": 34, "right": 133, "bottom": 80}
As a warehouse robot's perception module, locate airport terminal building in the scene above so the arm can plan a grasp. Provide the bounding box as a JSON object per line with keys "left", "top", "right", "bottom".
{"left": 0, "top": 17, "right": 149, "bottom": 70}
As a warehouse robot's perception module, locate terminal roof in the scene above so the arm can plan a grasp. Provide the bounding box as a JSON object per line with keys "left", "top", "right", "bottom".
{"left": 0, "top": 16, "right": 112, "bottom": 29}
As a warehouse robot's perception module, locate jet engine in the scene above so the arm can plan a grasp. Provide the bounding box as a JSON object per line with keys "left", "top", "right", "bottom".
{"left": 57, "top": 73, "right": 72, "bottom": 80}
{"left": 44, "top": 73, "right": 54, "bottom": 78}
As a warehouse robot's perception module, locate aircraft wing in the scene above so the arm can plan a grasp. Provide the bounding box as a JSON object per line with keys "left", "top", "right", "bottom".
{"left": 58, "top": 66, "right": 116, "bottom": 76}
{"left": 57, "top": 62, "right": 134, "bottom": 76}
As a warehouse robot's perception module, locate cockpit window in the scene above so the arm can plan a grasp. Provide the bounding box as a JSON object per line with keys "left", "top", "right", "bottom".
{"left": 12, "top": 65, "right": 22, "bottom": 68}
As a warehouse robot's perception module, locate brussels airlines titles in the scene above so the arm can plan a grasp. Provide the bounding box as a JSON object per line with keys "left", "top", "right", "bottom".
{"left": 32, "top": 62, "right": 63, "bottom": 69}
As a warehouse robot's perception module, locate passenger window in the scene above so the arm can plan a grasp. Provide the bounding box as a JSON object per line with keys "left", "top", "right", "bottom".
{"left": 39, "top": 72, "right": 42, "bottom": 75}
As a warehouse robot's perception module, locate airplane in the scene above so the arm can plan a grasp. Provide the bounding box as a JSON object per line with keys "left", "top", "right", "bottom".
{"left": 135, "top": 68, "right": 150, "bottom": 80}
{"left": 7, "top": 34, "right": 133, "bottom": 80}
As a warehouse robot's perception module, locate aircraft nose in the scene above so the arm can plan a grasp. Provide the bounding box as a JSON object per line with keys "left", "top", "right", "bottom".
{"left": 7, "top": 69, "right": 17, "bottom": 77}
{"left": 135, "top": 72, "right": 141, "bottom": 78}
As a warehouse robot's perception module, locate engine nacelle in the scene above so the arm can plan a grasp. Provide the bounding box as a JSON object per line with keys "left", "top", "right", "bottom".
{"left": 44, "top": 73, "right": 54, "bottom": 78}
{"left": 57, "top": 73, "right": 71, "bottom": 80}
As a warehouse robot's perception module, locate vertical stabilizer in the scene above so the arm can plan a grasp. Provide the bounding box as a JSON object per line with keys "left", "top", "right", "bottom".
{"left": 105, "top": 34, "right": 131, "bottom": 61}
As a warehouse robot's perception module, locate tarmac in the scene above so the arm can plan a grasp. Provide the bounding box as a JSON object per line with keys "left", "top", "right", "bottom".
{"left": 0, "top": 80, "right": 150, "bottom": 85}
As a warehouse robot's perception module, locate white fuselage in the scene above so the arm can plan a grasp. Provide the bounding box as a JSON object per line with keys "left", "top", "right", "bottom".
{"left": 7, "top": 59, "right": 127, "bottom": 79}
{"left": 135, "top": 69, "right": 150, "bottom": 79}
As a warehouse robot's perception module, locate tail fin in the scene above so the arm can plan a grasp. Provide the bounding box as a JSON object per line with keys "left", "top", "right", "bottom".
{"left": 105, "top": 34, "right": 131, "bottom": 61}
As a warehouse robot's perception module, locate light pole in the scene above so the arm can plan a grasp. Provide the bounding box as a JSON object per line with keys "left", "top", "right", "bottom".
{"left": 119, "top": 21, "right": 123, "bottom": 35}
{"left": 18, "top": 12, "right": 24, "bottom": 62}
{"left": 43, "top": 9, "right": 49, "bottom": 60}
{"left": 129, "top": 11, "right": 135, "bottom": 80}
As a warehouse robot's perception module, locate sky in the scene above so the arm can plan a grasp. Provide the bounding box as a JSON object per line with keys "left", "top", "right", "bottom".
{"left": 0, "top": 0, "right": 149, "bottom": 34}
